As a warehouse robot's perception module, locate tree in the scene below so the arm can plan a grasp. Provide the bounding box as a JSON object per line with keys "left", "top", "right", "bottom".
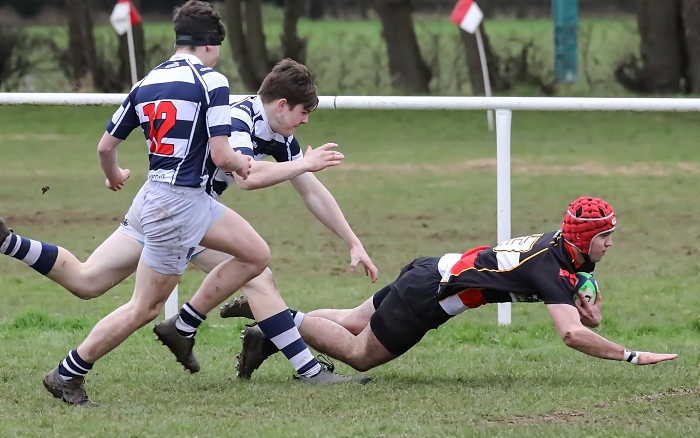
{"left": 0, "top": 26, "right": 33, "bottom": 90}
{"left": 281, "top": 0, "right": 306, "bottom": 61}
{"left": 374, "top": 0, "right": 431, "bottom": 94}
{"left": 305, "top": 0, "right": 324, "bottom": 19}
{"left": 616, "top": 0, "right": 700, "bottom": 94}
{"left": 62, "top": 0, "right": 124, "bottom": 92}
{"left": 681, "top": 0, "right": 700, "bottom": 93}
{"left": 225, "top": 0, "right": 306, "bottom": 91}
{"left": 64, "top": 0, "right": 98, "bottom": 86}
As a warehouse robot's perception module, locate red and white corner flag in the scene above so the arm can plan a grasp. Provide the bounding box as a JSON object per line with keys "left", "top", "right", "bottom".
{"left": 110, "top": 0, "right": 142, "bottom": 36}
{"left": 450, "top": 0, "right": 484, "bottom": 34}
{"left": 450, "top": 0, "right": 492, "bottom": 130}
{"left": 110, "top": 0, "right": 142, "bottom": 84}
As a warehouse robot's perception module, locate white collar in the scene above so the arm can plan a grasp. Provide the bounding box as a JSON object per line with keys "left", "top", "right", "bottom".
{"left": 252, "top": 95, "right": 270, "bottom": 126}
{"left": 169, "top": 53, "right": 205, "bottom": 65}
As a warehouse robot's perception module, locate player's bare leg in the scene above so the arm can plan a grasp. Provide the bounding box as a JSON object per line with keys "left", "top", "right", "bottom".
{"left": 221, "top": 295, "right": 376, "bottom": 336}
{"left": 46, "top": 232, "right": 142, "bottom": 299}
{"left": 182, "top": 215, "right": 365, "bottom": 381}
{"left": 0, "top": 218, "right": 141, "bottom": 300}
{"left": 299, "top": 318, "right": 395, "bottom": 372}
{"left": 44, "top": 259, "right": 181, "bottom": 405}
{"left": 306, "top": 297, "right": 376, "bottom": 335}
{"left": 234, "top": 297, "right": 381, "bottom": 380}
{"left": 78, "top": 260, "right": 182, "bottom": 362}
{"left": 154, "top": 209, "right": 270, "bottom": 372}
{"left": 190, "top": 209, "right": 271, "bottom": 315}
{"left": 218, "top": 267, "right": 298, "bottom": 320}
{"left": 189, "top": 248, "right": 231, "bottom": 273}
{"left": 237, "top": 314, "right": 390, "bottom": 378}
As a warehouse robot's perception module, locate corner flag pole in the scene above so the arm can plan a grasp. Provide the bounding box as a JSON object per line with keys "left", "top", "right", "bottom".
{"left": 110, "top": 0, "right": 141, "bottom": 85}
{"left": 450, "top": 0, "right": 492, "bottom": 131}
{"left": 475, "top": 27, "right": 493, "bottom": 131}
{"left": 126, "top": 23, "right": 138, "bottom": 84}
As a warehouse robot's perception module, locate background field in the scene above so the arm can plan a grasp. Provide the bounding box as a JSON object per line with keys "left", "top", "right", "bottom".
{"left": 21, "top": 15, "right": 639, "bottom": 96}
{"left": 0, "top": 103, "right": 699, "bottom": 437}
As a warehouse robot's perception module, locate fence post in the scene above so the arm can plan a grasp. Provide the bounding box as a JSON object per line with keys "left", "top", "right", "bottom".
{"left": 165, "top": 285, "right": 179, "bottom": 319}
{"left": 496, "top": 109, "right": 512, "bottom": 325}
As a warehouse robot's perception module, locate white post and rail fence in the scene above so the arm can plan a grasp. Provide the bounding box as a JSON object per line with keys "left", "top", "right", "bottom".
{"left": 2, "top": 93, "right": 699, "bottom": 324}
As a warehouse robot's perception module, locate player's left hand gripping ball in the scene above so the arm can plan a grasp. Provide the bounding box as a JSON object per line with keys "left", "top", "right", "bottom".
{"left": 574, "top": 272, "right": 598, "bottom": 305}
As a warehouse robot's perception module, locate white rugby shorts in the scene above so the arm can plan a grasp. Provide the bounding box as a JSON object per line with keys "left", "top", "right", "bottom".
{"left": 117, "top": 181, "right": 222, "bottom": 274}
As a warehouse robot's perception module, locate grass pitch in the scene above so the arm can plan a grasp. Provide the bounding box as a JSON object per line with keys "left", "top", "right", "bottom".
{"left": 0, "top": 104, "right": 699, "bottom": 437}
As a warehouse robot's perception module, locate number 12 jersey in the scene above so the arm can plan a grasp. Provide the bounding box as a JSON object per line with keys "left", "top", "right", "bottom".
{"left": 106, "top": 53, "right": 231, "bottom": 188}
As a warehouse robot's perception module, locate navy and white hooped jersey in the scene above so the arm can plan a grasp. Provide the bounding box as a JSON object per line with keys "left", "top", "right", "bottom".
{"left": 205, "top": 95, "right": 303, "bottom": 199}
{"left": 106, "top": 53, "right": 231, "bottom": 188}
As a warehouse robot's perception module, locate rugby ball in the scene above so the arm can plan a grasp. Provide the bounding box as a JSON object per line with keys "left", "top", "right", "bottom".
{"left": 574, "top": 272, "right": 598, "bottom": 305}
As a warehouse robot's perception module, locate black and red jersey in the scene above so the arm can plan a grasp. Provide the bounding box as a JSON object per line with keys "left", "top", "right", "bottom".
{"left": 436, "top": 231, "right": 595, "bottom": 316}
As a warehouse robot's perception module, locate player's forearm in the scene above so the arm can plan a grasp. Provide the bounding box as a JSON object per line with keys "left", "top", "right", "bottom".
{"left": 562, "top": 328, "right": 626, "bottom": 361}
{"left": 97, "top": 133, "right": 122, "bottom": 183}
{"left": 300, "top": 184, "right": 361, "bottom": 247}
{"left": 236, "top": 160, "right": 308, "bottom": 190}
{"left": 210, "top": 136, "right": 246, "bottom": 173}
{"left": 212, "top": 149, "right": 244, "bottom": 173}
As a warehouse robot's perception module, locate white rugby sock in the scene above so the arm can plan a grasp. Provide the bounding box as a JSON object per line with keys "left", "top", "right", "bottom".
{"left": 292, "top": 311, "right": 305, "bottom": 328}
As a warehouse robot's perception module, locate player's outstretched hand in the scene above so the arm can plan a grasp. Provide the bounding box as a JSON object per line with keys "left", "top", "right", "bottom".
{"left": 105, "top": 168, "right": 131, "bottom": 191}
{"left": 303, "top": 143, "right": 344, "bottom": 172}
{"left": 576, "top": 287, "right": 602, "bottom": 328}
{"left": 636, "top": 352, "right": 678, "bottom": 365}
{"left": 349, "top": 244, "right": 379, "bottom": 283}
{"left": 233, "top": 151, "right": 252, "bottom": 180}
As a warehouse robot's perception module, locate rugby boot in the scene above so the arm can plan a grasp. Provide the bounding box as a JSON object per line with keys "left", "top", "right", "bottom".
{"left": 153, "top": 315, "right": 200, "bottom": 373}
{"left": 219, "top": 295, "right": 254, "bottom": 320}
{"left": 0, "top": 217, "right": 12, "bottom": 247}
{"left": 42, "top": 366, "right": 98, "bottom": 407}
{"left": 295, "top": 355, "right": 373, "bottom": 384}
{"left": 236, "top": 325, "right": 372, "bottom": 384}
{"left": 236, "top": 324, "right": 280, "bottom": 379}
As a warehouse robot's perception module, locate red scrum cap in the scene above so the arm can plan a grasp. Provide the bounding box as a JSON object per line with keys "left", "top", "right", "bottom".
{"left": 561, "top": 197, "right": 616, "bottom": 254}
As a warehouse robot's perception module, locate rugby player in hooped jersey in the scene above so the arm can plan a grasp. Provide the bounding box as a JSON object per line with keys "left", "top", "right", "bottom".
{"left": 153, "top": 59, "right": 377, "bottom": 380}
{"left": 0, "top": 60, "right": 373, "bottom": 306}
{"left": 1, "top": 11, "right": 375, "bottom": 403}
{"left": 35, "top": 0, "right": 357, "bottom": 407}
{"left": 224, "top": 197, "right": 677, "bottom": 378}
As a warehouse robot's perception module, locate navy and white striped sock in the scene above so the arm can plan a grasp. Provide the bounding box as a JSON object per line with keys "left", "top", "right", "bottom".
{"left": 0, "top": 233, "right": 58, "bottom": 275}
{"left": 58, "top": 349, "right": 93, "bottom": 381}
{"left": 175, "top": 302, "right": 206, "bottom": 338}
{"left": 258, "top": 309, "right": 321, "bottom": 378}
{"left": 290, "top": 310, "right": 305, "bottom": 328}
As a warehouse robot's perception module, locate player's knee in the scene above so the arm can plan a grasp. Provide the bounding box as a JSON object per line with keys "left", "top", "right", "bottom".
{"left": 124, "top": 300, "right": 163, "bottom": 325}
{"left": 73, "top": 289, "right": 102, "bottom": 300}
{"left": 67, "top": 267, "right": 113, "bottom": 299}
{"left": 257, "top": 244, "right": 272, "bottom": 268}
{"left": 343, "top": 316, "right": 369, "bottom": 335}
{"left": 135, "top": 305, "right": 162, "bottom": 325}
{"left": 244, "top": 242, "right": 271, "bottom": 275}
{"left": 341, "top": 308, "right": 373, "bottom": 335}
{"left": 251, "top": 248, "right": 272, "bottom": 275}
{"left": 69, "top": 283, "right": 109, "bottom": 300}
{"left": 353, "top": 363, "right": 376, "bottom": 373}
{"left": 346, "top": 353, "right": 377, "bottom": 373}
